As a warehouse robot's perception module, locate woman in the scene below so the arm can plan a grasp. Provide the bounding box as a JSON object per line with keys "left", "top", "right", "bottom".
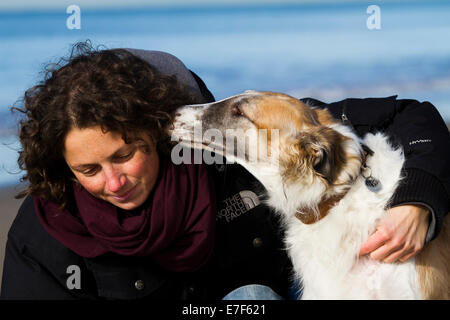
{"left": 1, "top": 42, "right": 449, "bottom": 300}
{"left": 1, "top": 43, "right": 218, "bottom": 299}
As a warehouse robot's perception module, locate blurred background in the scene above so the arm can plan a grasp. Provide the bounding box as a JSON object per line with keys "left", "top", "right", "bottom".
{"left": 0, "top": 0, "right": 449, "bottom": 285}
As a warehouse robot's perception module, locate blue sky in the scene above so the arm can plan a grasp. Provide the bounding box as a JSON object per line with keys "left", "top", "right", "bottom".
{"left": 1, "top": 0, "right": 312, "bottom": 10}
{"left": 0, "top": 0, "right": 431, "bottom": 11}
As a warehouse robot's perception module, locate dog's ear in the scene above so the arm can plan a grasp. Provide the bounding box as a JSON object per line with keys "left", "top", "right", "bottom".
{"left": 298, "top": 127, "right": 347, "bottom": 184}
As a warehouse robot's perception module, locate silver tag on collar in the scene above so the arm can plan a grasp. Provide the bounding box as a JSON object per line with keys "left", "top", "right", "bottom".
{"left": 365, "top": 176, "right": 381, "bottom": 192}
{"left": 362, "top": 164, "right": 381, "bottom": 192}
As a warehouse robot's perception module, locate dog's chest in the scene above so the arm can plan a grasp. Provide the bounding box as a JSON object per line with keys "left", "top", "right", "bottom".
{"left": 285, "top": 133, "right": 420, "bottom": 299}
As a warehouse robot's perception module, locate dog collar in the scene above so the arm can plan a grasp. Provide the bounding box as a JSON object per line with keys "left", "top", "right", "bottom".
{"left": 295, "top": 192, "right": 348, "bottom": 224}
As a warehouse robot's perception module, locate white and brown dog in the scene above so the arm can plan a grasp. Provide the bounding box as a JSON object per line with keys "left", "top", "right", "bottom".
{"left": 170, "top": 90, "right": 449, "bottom": 299}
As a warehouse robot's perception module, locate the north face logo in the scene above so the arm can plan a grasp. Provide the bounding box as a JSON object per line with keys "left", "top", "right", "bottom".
{"left": 217, "top": 190, "right": 261, "bottom": 222}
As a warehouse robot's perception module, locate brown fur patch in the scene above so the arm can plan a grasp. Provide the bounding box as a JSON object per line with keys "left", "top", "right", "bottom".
{"left": 243, "top": 94, "right": 318, "bottom": 133}
{"left": 238, "top": 95, "right": 350, "bottom": 186}
{"left": 290, "top": 126, "right": 349, "bottom": 185}
{"left": 416, "top": 214, "right": 450, "bottom": 299}
{"left": 312, "top": 107, "right": 341, "bottom": 127}
{"left": 238, "top": 93, "right": 324, "bottom": 164}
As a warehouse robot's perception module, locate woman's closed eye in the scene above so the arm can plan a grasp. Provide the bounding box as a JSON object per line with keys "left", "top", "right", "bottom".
{"left": 71, "top": 146, "right": 137, "bottom": 177}
{"left": 113, "top": 150, "right": 135, "bottom": 162}
{"left": 81, "top": 166, "right": 100, "bottom": 176}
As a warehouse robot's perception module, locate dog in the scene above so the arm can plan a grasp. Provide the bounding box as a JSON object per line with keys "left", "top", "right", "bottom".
{"left": 170, "top": 90, "right": 450, "bottom": 299}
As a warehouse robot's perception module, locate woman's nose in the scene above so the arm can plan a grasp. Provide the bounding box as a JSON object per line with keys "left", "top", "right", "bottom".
{"left": 104, "top": 167, "right": 126, "bottom": 193}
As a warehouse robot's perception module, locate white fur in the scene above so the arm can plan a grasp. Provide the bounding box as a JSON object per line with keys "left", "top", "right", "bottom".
{"left": 284, "top": 133, "right": 422, "bottom": 299}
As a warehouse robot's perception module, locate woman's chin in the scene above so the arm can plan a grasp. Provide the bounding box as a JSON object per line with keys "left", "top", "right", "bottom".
{"left": 112, "top": 201, "right": 136, "bottom": 211}
{"left": 110, "top": 198, "right": 141, "bottom": 211}
{"left": 109, "top": 188, "right": 151, "bottom": 211}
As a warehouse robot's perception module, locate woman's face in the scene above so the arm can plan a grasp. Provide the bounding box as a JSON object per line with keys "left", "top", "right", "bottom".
{"left": 63, "top": 126, "right": 160, "bottom": 210}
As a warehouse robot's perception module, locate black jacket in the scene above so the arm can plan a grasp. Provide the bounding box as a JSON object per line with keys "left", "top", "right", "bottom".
{"left": 2, "top": 51, "right": 449, "bottom": 300}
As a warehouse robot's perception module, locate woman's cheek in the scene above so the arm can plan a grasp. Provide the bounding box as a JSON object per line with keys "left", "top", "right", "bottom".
{"left": 75, "top": 174, "right": 105, "bottom": 197}
{"left": 128, "top": 151, "right": 160, "bottom": 194}
{"left": 126, "top": 156, "right": 147, "bottom": 176}
{"left": 125, "top": 151, "right": 155, "bottom": 177}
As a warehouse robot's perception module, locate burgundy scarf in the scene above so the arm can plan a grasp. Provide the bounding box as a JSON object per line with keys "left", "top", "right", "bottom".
{"left": 34, "top": 157, "right": 216, "bottom": 272}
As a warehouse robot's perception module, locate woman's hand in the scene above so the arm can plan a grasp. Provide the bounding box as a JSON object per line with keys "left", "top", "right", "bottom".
{"left": 359, "top": 205, "right": 430, "bottom": 263}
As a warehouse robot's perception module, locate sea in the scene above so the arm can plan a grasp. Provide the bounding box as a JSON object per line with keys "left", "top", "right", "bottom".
{"left": 0, "top": 1, "right": 449, "bottom": 186}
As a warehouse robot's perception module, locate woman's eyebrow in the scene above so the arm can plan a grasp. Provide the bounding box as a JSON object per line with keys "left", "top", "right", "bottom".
{"left": 69, "top": 144, "right": 133, "bottom": 170}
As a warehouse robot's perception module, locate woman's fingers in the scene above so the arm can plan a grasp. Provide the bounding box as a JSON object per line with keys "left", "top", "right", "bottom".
{"left": 359, "top": 205, "right": 430, "bottom": 263}
{"left": 359, "top": 228, "right": 390, "bottom": 257}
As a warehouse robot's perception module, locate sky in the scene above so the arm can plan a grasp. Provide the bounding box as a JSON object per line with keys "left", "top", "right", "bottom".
{"left": 0, "top": 0, "right": 433, "bottom": 11}
{"left": 1, "top": 0, "right": 314, "bottom": 10}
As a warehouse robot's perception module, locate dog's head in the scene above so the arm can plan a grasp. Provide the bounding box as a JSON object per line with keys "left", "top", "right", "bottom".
{"left": 170, "top": 90, "right": 363, "bottom": 212}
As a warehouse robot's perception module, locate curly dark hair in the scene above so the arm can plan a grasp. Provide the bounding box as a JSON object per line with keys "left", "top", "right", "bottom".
{"left": 13, "top": 41, "right": 199, "bottom": 208}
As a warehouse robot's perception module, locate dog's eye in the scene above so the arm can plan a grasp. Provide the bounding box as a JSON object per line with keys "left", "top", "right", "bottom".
{"left": 232, "top": 105, "right": 245, "bottom": 117}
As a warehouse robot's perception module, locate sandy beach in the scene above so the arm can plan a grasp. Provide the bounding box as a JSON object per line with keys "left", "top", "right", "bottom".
{"left": 0, "top": 183, "right": 26, "bottom": 292}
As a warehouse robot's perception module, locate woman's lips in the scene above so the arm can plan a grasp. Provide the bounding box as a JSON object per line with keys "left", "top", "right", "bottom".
{"left": 111, "top": 184, "right": 138, "bottom": 202}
